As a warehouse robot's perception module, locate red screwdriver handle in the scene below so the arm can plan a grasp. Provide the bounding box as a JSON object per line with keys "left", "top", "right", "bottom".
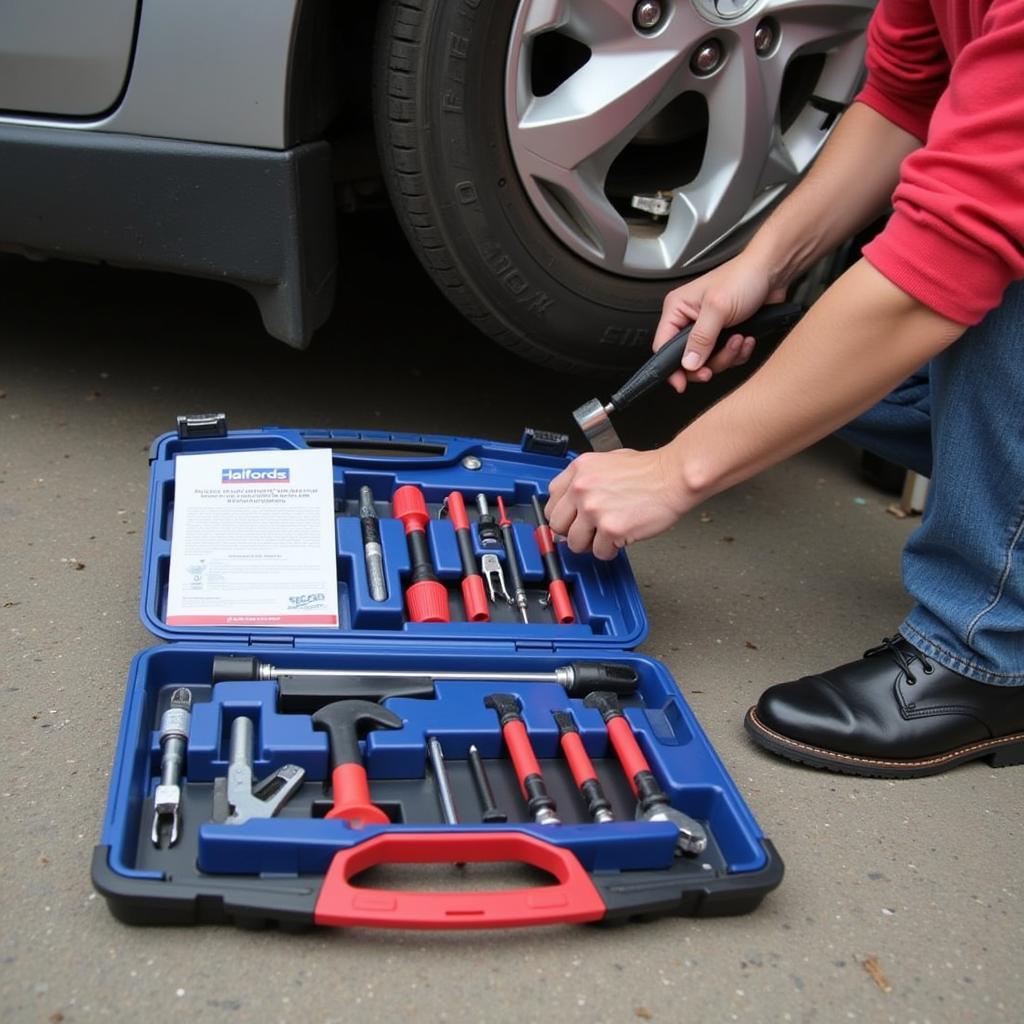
{"left": 314, "top": 832, "right": 605, "bottom": 929}
{"left": 446, "top": 491, "right": 489, "bottom": 622}
{"left": 605, "top": 715, "right": 651, "bottom": 798}
{"left": 533, "top": 524, "right": 575, "bottom": 624}
{"left": 502, "top": 719, "right": 543, "bottom": 798}
{"left": 393, "top": 485, "right": 450, "bottom": 623}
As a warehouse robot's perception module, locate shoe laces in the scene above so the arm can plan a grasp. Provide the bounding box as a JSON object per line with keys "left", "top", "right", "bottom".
{"left": 863, "top": 636, "right": 934, "bottom": 685}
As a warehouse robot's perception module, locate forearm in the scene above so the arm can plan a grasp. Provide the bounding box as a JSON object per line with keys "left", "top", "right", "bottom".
{"left": 668, "top": 260, "right": 965, "bottom": 504}
{"left": 745, "top": 103, "right": 921, "bottom": 290}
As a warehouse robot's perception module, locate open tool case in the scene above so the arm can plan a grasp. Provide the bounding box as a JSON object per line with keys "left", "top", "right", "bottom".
{"left": 92, "top": 418, "right": 783, "bottom": 930}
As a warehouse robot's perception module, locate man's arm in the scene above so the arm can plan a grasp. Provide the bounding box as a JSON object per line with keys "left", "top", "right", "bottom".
{"left": 547, "top": 260, "right": 963, "bottom": 559}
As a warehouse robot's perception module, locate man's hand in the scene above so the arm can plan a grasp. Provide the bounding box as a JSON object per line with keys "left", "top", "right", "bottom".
{"left": 545, "top": 448, "right": 691, "bottom": 561}
{"left": 654, "top": 253, "right": 786, "bottom": 393}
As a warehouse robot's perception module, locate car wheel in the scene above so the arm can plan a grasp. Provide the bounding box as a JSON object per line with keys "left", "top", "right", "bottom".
{"left": 374, "top": 0, "right": 873, "bottom": 373}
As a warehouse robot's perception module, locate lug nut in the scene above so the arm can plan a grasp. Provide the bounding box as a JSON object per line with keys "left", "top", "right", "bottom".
{"left": 754, "top": 20, "right": 776, "bottom": 56}
{"left": 690, "top": 39, "right": 723, "bottom": 76}
{"left": 633, "top": 0, "right": 663, "bottom": 31}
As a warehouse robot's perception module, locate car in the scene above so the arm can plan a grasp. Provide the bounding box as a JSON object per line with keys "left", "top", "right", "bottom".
{"left": 0, "top": 0, "right": 874, "bottom": 372}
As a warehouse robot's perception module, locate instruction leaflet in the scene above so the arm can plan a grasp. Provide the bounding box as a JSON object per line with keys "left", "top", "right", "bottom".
{"left": 165, "top": 449, "right": 339, "bottom": 627}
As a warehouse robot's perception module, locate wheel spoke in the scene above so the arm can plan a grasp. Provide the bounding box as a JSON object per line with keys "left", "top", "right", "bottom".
{"left": 764, "top": 0, "right": 874, "bottom": 54}
{"left": 666, "top": 47, "right": 779, "bottom": 263}
{"left": 514, "top": 47, "right": 685, "bottom": 173}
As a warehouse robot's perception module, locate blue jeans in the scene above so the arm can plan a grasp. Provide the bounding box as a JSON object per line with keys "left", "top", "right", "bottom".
{"left": 837, "top": 280, "right": 1024, "bottom": 686}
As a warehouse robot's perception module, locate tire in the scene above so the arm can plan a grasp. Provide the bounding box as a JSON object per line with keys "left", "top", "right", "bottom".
{"left": 373, "top": 0, "right": 871, "bottom": 374}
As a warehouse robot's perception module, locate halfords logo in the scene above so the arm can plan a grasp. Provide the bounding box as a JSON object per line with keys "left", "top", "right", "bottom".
{"left": 221, "top": 467, "right": 290, "bottom": 483}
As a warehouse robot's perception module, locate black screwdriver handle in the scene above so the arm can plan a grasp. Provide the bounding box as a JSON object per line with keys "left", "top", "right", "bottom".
{"left": 564, "top": 662, "right": 639, "bottom": 697}
{"left": 608, "top": 302, "right": 803, "bottom": 412}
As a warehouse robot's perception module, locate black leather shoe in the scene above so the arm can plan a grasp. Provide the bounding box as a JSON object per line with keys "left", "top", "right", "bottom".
{"left": 744, "top": 636, "right": 1024, "bottom": 778}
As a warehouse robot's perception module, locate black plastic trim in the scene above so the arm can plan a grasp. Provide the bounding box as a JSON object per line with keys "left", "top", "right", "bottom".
{"left": 91, "top": 838, "right": 783, "bottom": 929}
{"left": 594, "top": 839, "right": 785, "bottom": 921}
{"left": 91, "top": 846, "right": 319, "bottom": 929}
{"left": 0, "top": 125, "right": 337, "bottom": 348}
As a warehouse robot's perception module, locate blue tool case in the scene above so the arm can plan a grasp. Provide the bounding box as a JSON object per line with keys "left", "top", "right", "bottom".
{"left": 92, "top": 419, "right": 783, "bottom": 930}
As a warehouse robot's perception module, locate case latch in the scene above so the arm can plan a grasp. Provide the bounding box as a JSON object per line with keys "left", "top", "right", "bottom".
{"left": 520, "top": 427, "right": 570, "bottom": 458}
{"left": 176, "top": 413, "right": 228, "bottom": 439}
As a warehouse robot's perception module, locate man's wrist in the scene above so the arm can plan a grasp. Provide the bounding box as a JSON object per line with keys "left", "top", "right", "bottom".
{"left": 659, "top": 436, "right": 720, "bottom": 515}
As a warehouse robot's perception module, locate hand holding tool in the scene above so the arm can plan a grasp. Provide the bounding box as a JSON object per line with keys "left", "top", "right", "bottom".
{"left": 531, "top": 494, "right": 575, "bottom": 624}
{"left": 468, "top": 744, "right": 507, "bottom": 823}
{"left": 496, "top": 497, "right": 529, "bottom": 623}
{"left": 484, "top": 693, "right": 560, "bottom": 825}
{"left": 212, "top": 655, "right": 640, "bottom": 697}
{"left": 572, "top": 303, "right": 803, "bottom": 451}
{"left": 553, "top": 710, "right": 614, "bottom": 823}
{"left": 584, "top": 691, "right": 707, "bottom": 854}
{"left": 215, "top": 716, "right": 305, "bottom": 825}
{"left": 427, "top": 737, "right": 459, "bottom": 825}
{"left": 475, "top": 494, "right": 501, "bottom": 547}
{"left": 359, "top": 486, "right": 388, "bottom": 602}
{"left": 312, "top": 700, "right": 403, "bottom": 827}
{"left": 445, "top": 491, "right": 490, "bottom": 622}
{"left": 393, "top": 485, "right": 450, "bottom": 623}
{"left": 151, "top": 687, "right": 193, "bottom": 847}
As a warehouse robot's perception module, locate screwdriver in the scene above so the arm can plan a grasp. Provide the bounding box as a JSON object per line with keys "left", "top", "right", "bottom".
{"left": 359, "top": 486, "right": 388, "bottom": 602}
{"left": 531, "top": 494, "right": 575, "bottom": 624}
{"left": 496, "top": 497, "right": 529, "bottom": 623}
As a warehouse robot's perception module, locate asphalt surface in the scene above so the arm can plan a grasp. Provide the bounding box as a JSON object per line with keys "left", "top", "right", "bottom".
{"left": 2, "top": 215, "right": 1021, "bottom": 1023}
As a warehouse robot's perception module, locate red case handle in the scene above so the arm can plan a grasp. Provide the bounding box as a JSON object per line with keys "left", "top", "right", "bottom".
{"left": 314, "top": 832, "right": 605, "bottom": 929}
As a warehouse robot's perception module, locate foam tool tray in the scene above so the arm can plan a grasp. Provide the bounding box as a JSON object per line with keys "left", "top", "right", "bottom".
{"left": 93, "top": 419, "right": 782, "bottom": 931}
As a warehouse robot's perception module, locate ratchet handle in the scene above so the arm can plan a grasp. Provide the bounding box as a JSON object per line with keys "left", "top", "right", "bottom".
{"left": 314, "top": 832, "right": 605, "bottom": 929}
{"left": 609, "top": 302, "right": 803, "bottom": 412}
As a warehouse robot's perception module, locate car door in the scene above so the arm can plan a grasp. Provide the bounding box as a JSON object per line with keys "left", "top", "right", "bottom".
{"left": 0, "top": 0, "right": 139, "bottom": 117}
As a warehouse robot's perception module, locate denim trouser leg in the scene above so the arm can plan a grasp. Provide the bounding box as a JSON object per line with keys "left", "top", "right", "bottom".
{"left": 837, "top": 280, "right": 1024, "bottom": 686}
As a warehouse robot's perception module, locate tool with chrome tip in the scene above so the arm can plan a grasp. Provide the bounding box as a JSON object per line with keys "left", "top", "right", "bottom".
{"left": 151, "top": 687, "right": 193, "bottom": 847}
{"left": 427, "top": 737, "right": 459, "bottom": 825}
{"left": 212, "top": 655, "right": 639, "bottom": 697}
{"left": 214, "top": 716, "right": 305, "bottom": 825}
{"left": 393, "top": 484, "right": 450, "bottom": 623}
{"left": 468, "top": 744, "right": 507, "bottom": 823}
{"left": 496, "top": 496, "right": 529, "bottom": 623}
{"left": 584, "top": 691, "right": 707, "bottom": 855}
{"left": 445, "top": 491, "right": 490, "bottom": 621}
{"left": 475, "top": 494, "right": 501, "bottom": 547}
{"left": 312, "top": 700, "right": 403, "bottom": 826}
{"left": 481, "top": 553, "right": 511, "bottom": 605}
{"left": 359, "top": 485, "right": 388, "bottom": 602}
{"left": 552, "top": 710, "right": 614, "bottom": 824}
{"left": 484, "top": 693, "right": 560, "bottom": 825}
{"left": 572, "top": 302, "right": 803, "bottom": 452}
{"left": 531, "top": 494, "right": 575, "bottom": 624}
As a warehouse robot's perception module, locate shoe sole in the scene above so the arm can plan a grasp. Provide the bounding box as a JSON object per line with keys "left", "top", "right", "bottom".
{"left": 744, "top": 708, "right": 1024, "bottom": 779}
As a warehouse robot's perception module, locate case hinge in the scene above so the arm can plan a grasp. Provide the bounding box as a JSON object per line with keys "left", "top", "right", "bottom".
{"left": 248, "top": 635, "right": 296, "bottom": 648}
{"left": 515, "top": 639, "right": 556, "bottom": 652}
{"left": 520, "top": 427, "right": 569, "bottom": 458}
{"left": 176, "top": 412, "right": 228, "bottom": 439}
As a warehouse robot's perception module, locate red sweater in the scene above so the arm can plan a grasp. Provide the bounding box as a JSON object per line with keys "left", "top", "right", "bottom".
{"left": 855, "top": 0, "right": 1024, "bottom": 324}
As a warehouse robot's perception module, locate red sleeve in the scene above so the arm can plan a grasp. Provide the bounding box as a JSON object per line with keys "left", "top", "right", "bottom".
{"left": 855, "top": 0, "right": 950, "bottom": 143}
{"left": 863, "top": 0, "right": 1024, "bottom": 324}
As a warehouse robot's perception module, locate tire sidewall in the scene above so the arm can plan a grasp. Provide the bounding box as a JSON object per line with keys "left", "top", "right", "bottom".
{"left": 398, "top": 0, "right": 681, "bottom": 371}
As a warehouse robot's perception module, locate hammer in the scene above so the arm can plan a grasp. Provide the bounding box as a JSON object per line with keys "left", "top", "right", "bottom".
{"left": 572, "top": 303, "right": 802, "bottom": 451}
{"left": 312, "top": 700, "right": 403, "bottom": 827}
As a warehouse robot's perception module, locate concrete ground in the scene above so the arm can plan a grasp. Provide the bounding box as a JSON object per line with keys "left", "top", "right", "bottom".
{"left": 2, "top": 215, "right": 1021, "bottom": 1024}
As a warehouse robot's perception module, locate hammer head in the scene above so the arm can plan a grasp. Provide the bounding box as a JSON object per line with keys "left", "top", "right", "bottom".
{"left": 312, "top": 699, "right": 403, "bottom": 767}
{"left": 572, "top": 398, "right": 623, "bottom": 452}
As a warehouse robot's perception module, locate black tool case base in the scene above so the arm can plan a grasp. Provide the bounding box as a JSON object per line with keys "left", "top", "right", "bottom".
{"left": 93, "top": 424, "right": 782, "bottom": 931}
